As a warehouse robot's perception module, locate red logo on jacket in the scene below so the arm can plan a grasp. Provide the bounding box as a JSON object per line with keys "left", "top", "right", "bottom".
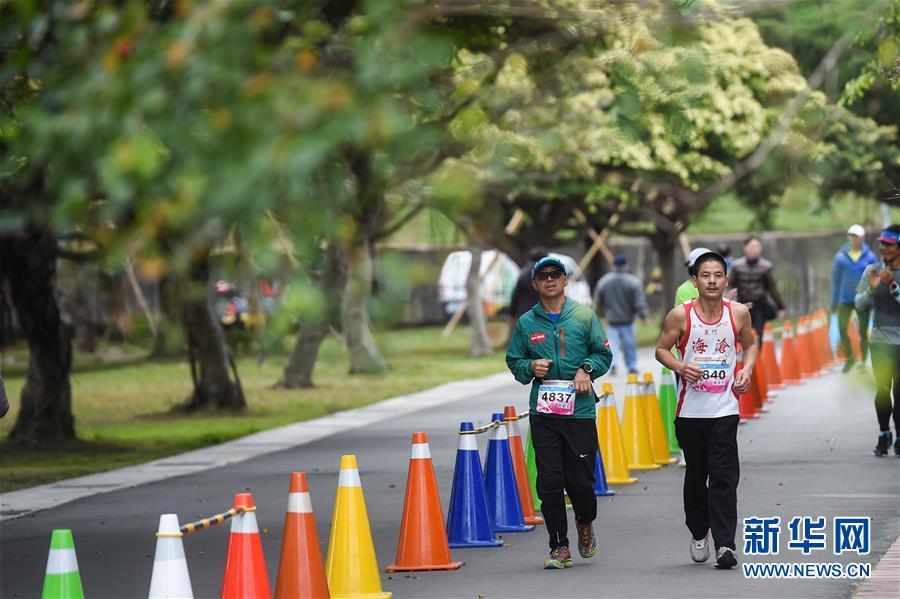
{"left": 530, "top": 332, "right": 546, "bottom": 343}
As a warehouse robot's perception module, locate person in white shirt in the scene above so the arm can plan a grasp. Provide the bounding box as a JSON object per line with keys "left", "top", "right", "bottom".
{"left": 655, "top": 250, "right": 757, "bottom": 570}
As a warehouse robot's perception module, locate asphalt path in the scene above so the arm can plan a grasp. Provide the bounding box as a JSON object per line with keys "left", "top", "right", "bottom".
{"left": 1, "top": 357, "right": 898, "bottom": 598}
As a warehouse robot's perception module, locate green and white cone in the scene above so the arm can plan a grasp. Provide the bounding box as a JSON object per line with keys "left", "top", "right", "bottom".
{"left": 42, "top": 529, "right": 84, "bottom": 599}
{"left": 659, "top": 367, "right": 680, "bottom": 453}
{"left": 525, "top": 427, "right": 541, "bottom": 511}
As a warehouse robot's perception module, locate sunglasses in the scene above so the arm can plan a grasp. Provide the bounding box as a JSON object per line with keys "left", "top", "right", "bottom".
{"left": 535, "top": 270, "right": 565, "bottom": 281}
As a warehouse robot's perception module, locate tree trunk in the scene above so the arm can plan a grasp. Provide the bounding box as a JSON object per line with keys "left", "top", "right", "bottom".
{"left": 466, "top": 245, "right": 494, "bottom": 357}
{"left": 178, "top": 256, "right": 246, "bottom": 411}
{"left": 341, "top": 238, "right": 388, "bottom": 374}
{"left": 652, "top": 231, "right": 680, "bottom": 324}
{"left": 279, "top": 245, "right": 344, "bottom": 388}
{"left": 279, "top": 322, "right": 328, "bottom": 388}
{"left": 2, "top": 230, "right": 76, "bottom": 443}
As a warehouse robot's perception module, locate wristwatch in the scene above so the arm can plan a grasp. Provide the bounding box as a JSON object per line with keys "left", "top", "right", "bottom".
{"left": 580, "top": 363, "right": 593, "bottom": 374}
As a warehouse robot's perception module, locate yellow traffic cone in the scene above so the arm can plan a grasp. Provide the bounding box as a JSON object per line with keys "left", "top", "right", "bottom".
{"left": 643, "top": 373, "right": 675, "bottom": 465}
{"left": 595, "top": 382, "right": 637, "bottom": 484}
{"left": 620, "top": 374, "right": 660, "bottom": 470}
{"left": 325, "top": 455, "right": 391, "bottom": 599}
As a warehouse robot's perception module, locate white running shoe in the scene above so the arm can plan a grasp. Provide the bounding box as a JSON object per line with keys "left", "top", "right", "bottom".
{"left": 715, "top": 546, "right": 738, "bottom": 569}
{"left": 690, "top": 536, "right": 710, "bottom": 563}
{"left": 678, "top": 450, "right": 687, "bottom": 468}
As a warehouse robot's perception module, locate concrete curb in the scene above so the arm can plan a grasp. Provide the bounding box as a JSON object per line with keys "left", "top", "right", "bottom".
{"left": 0, "top": 371, "right": 512, "bottom": 522}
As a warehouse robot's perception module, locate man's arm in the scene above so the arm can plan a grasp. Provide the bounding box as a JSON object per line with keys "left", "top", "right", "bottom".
{"left": 581, "top": 314, "right": 613, "bottom": 380}
{"left": 830, "top": 254, "right": 842, "bottom": 312}
{"left": 764, "top": 266, "right": 786, "bottom": 314}
{"left": 855, "top": 264, "right": 876, "bottom": 311}
{"left": 732, "top": 303, "right": 757, "bottom": 394}
{"left": 505, "top": 321, "right": 536, "bottom": 385}
{"left": 655, "top": 306, "right": 702, "bottom": 382}
{"left": 632, "top": 276, "right": 649, "bottom": 321}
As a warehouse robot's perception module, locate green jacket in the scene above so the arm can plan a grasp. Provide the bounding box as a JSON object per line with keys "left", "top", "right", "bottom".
{"left": 506, "top": 297, "right": 613, "bottom": 418}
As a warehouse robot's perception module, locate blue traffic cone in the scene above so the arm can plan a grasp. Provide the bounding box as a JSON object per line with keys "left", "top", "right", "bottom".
{"left": 593, "top": 449, "right": 615, "bottom": 496}
{"left": 446, "top": 422, "right": 503, "bottom": 548}
{"left": 484, "top": 413, "right": 535, "bottom": 533}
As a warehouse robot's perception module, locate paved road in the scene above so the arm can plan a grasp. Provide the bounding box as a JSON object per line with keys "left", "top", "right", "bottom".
{"left": 2, "top": 356, "right": 898, "bottom": 598}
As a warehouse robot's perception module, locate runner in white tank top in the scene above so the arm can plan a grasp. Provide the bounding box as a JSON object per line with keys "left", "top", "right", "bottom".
{"left": 675, "top": 299, "right": 739, "bottom": 418}
{"left": 655, "top": 250, "right": 758, "bottom": 570}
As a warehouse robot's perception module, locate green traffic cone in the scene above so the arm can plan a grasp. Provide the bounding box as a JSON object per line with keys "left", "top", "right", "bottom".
{"left": 659, "top": 367, "right": 680, "bottom": 453}
{"left": 525, "top": 427, "right": 541, "bottom": 511}
{"left": 42, "top": 529, "right": 85, "bottom": 599}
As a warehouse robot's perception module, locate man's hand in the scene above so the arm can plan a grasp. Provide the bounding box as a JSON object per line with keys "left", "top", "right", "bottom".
{"left": 679, "top": 362, "right": 703, "bottom": 383}
{"left": 869, "top": 267, "right": 882, "bottom": 291}
{"left": 574, "top": 368, "right": 592, "bottom": 394}
{"left": 879, "top": 267, "right": 893, "bottom": 287}
{"left": 732, "top": 368, "right": 751, "bottom": 395}
{"left": 531, "top": 359, "right": 552, "bottom": 378}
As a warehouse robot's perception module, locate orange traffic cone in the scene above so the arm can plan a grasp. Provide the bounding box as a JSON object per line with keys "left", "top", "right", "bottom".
{"left": 221, "top": 493, "right": 271, "bottom": 599}
{"left": 762, "top": 324, "right": 784, "bottom": 389}
{"left": 503, "top": 406, "right": 543, "bottom": 526}
{"left": 386, "top": 433, "right": 463, "bottom": 572}
{"left": 736, "top": 347, "right": 757, "bottom": 422}
{"left": 595, "top": 382, "right": 637, "bottom": 484}
{"left": 275, "top": 473, "right": 329, "bottom": 599}
{"left": 780, "top": 321, "right": 802, "bottom": 384}
{"left": 813, "top": 310, "right": 833, "bottom": 370}
{"left": 620, "top": 374, "right": 660, "bottom": 471}
{"left": 751, "top": 362, "right": 769, "bottom": 413}
{"left": 796, "top": 317, "right": 818, "bottom": 378}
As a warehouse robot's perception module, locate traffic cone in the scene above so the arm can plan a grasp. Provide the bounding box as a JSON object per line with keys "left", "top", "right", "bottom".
{"left": 595, "top": 382, "right": 637, "bottom": 484}
{"left": 620, "top": 374, "right": 660, "bottom": 471}
{"left": 658, "top": 368, "right": 680, "bottom": 453}
{"left": 592, "top": 448, "right": 615, "bottom": 496}
{"left": 524, "top": 427, "right": 541, "bottom": 511}
{"left": 762, "top": 324, "right": 784, "bottom": 389}
{"left": 751, "top": 363, "right": 769, "bottom": 413}
{"left": 221, "top": 493, "right": 271, "bottom": 599}
{"left": 757, "top": 345, "right": 775, "bottom": 402}
{"left": 41, "top": 529, "right": 84, "bottom": 599}
{"left": 325, "top": 455, "right": 390, "bottom": 599}
{"left": 503, "top": 406, "right": 543, "bottom": 526}
{"left": 446, "top": 422, "right": 503, "bottom": 548}
{"left": 818, "top": 310, "right": 837, "bottom": 368}
{"left": 149, "top": 515, "right": 193, "bottom": 599}
{"left": 274, "top": 472, "right": 329, "bottom": 599}
{"left": 796, "top": 317, "right": 818, "bottom": 378}
{"left": 642, "top": 373, "right": 675, "bottom": 465}
{"left": 780, "top": 321, "right": 802, "bottom": 384}
{"left": 736, "top": 347, "right": 758, "bottom": 422}
{"left": 387, "top": 433, "right": 463, "bottom": 572}
{"left": 483, "top": 413, "right": 534, "bottom": 533}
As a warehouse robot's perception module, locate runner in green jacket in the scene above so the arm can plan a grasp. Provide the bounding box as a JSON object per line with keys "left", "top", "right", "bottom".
{"left": 506, "top": 256, "right": 613, "bottom": 569}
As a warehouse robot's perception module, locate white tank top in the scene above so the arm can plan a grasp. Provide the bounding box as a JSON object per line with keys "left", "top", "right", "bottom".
{"left": 676, "top": 299, "right": 739, "bottom": 418}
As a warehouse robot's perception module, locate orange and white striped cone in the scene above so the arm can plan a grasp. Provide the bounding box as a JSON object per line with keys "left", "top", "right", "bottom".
{"left": 502, "top": 406, "right": 543, "bottom": 525}
{"left": 387, "top": 433, "right": 463, "bottom": 572}
{"left": 274, "top": 472, "right": 329, "bottom": 599}
{"left": 762, "top": 324, "right": 784, "bottom": 389}
{"left": 779, "top": 322, "right": 802, "bottom": 384}
{"left": 221, "top": 493, "right": 271, "bottom": 599}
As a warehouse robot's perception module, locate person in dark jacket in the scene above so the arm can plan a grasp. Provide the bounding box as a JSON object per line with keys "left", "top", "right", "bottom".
{"left": 593, "top": 255, "right": 647, "bottom": 375}
{"left": 726, "top": 236, "right": 785, "bottom": 345}
{"left": 832, "top": 225, "right": 878, "bottom": 372}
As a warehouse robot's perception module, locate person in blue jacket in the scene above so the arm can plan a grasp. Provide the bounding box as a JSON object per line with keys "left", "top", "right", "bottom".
{"left": 832, "top": 224, "right": 878, "bottom": 372}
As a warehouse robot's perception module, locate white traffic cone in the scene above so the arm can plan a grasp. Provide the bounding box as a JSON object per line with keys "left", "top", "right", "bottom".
{"left": 148, "top": 514, "right": 193, "bottom": 599}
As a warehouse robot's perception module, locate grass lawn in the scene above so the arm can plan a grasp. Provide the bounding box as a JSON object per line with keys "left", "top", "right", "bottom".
{"left": 0, "top": 324, "right": 510, "bottom": 492}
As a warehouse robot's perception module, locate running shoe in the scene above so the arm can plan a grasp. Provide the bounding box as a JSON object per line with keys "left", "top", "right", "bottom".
{"left": 715, "top": 547, "right": 738, "bottom": 569}
{"left": 690, "top": 535, "right": 710, "bottom": 563}
{"left": 576, "top": 523, "right": 597, "bottom": 558}
{"left": 841, "top": 358, "right": 856, "bottom": 374}
{"left": 874, "top": 431, "right": 893, "bottom": 457}
{"left": 544, "top": 546, "right": 573, "bottom": 569}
